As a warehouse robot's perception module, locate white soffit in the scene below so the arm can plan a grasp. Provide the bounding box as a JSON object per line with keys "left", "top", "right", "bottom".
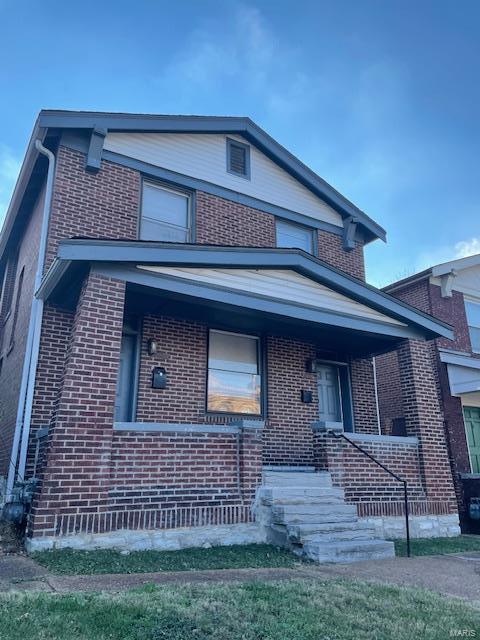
{"left": 446, "top": 362, "right": 480, "bottom": 396}
{"left": 430, "top": 260, "right": 480, "bottom": 298}
{"left": 104, "top": 132, "right": 343, "bottom": 228}
{"left": 137, "top": 266, "right": 406, "bottom": 327}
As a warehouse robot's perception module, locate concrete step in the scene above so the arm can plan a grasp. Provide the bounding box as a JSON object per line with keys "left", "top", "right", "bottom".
{"left": 287, "top": 520, "right": 374, "bottom": 540}
{"left": 296, "top": 528, "right": 378, "bottom": 544}
{"left": 299, "top": 539, "right": 396, "bottom": 563}
{"left": 260, "top": 486, "right": 345, "bottom": 505}
{"left": 263, "top": 471, "right": 332, "bottom": 488}
{"left": 272, "top": 503, "right": 358, "bottom": 525}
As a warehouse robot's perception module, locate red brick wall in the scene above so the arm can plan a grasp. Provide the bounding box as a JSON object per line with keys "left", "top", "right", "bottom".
{"left": 0, "top": 185, "right": 45, "bottom": 477}
{"left": 45, "top": 146, "right": 140, "bottom": 270}
{"left": 380, "top": 277, "right": 475, "bottom": 526}
{"left": 136, "top": 315, "right": 207, "bottom": 423}
{"left": 29, "top": 272, "right": 262, "bottom": 538}
{"left": 29, "top": 272, "right": 126, "bottom": 537}
{"left": 264, "top": 336, "right": 317, "bottom": 465}
{"left": 397, "top": 338, "right": 456, "bottom": 507}
{"left": 350, "top": 358, "right": 379, "bottom": 434}
{"left": 376, "top": 350, "right": 404, "bottom": 433}
{"left": 25, "top": 305, "right": 74, "bottom": 479}
{"left": 314, "top": 432, "right": 453, "bottom": 517}
{"left": 195, "top": 191, "right": 276, "bottom": 248}
{"left": 135, "top": 320, "right": 381, "bottom": 465}
{"left": 317, "top": 231, "right": 365, "bottom": 280}
{"left": 430, "top": 285, "right": 479, "bottom": 356}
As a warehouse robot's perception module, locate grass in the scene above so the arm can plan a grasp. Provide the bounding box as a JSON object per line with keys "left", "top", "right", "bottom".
{"left": 0, "top": 578, "right": 478, "bottom": 640}
{"left": 394, "top": 534, "right": 480, "bottom": 557}
{"left": 30, "top": 543, "right": 299, "bottom": 575}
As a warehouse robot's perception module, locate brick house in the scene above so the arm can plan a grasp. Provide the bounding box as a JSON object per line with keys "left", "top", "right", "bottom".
{"left": 378, "top": 255, "right": 480, "bottom": 532}
{"left": 0, "top": 111, "right": 460, "bottom": 559}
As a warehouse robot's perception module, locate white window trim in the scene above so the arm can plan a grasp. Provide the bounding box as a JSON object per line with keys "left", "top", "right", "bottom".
{"left": 207, "top": 328, "right": 262, "bottom": 415}
{"left": 465, "top": 296, "right": 480, "bottom": 354}
{"left": 275, "top": 218, "right": 316, "bottom": 255}
{"left": 140, "top": 180, "right": 192, "bottom": 242}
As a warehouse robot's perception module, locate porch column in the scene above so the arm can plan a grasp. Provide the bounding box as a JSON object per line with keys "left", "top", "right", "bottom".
{"left": 397, "top": 339, "right": 457, "bottom": 507}
{"left": 29, "top": 270, "right": 126, "bottom": 539}
{"left": 238, "top": 424, "right": 263, "bottom": 504}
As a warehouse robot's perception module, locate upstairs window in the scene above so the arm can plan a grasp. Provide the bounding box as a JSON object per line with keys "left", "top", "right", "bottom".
{"left": 466, "top": 299, "right": 480, "bottom": 353}
{"left": 140, "top": 182, "right": 191, "bottom": 243}
{"left": 276, "top": 219, "right": 314, "bottom": 254}
{"left": 207, "top": 330, "right": 261, "bottom": 415}
{"left": 226, "top": 138, "right": 250, "bottom": 179}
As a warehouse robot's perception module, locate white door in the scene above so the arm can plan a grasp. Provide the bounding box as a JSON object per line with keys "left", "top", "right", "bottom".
{"left": 317, "top": 364, "right": 342, "bottom": 424}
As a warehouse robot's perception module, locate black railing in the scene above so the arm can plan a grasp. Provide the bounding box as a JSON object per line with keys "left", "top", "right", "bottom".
{"left": 329, "top": 430, "right": 411, "bottom": 557}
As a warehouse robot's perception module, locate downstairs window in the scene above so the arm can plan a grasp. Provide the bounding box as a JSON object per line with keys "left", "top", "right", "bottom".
{"left": 207, "top": 329, "right": 261, "bottom": 415}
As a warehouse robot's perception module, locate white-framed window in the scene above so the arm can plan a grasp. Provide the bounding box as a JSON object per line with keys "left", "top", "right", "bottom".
{"left": 207, "top": 329, "right": 261, "bottom": 415}
{"left": 140, "top": 181, "right": 191, "bottom": 242}
{"left": 465, "top": 299, "right": 480, "bottom": 353}
{"left": 276, "top": 219, "right": 314, "bottom": 254}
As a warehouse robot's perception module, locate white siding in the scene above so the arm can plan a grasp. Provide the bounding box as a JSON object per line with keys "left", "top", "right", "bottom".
{"left": 104, "top": 132, "right": 343, "bottom": 228}
{"left": 138, "top": 266, "right": 405, "bottom": 326}
{"left": 431, "top": 265, "right": 480, "bottom": 299}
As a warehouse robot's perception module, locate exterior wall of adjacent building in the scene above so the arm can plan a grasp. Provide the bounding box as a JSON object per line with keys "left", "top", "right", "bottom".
{"left": 0, "top": 184, "right": 45, "bottom": 479}
{"left": 377, "top": 275, "right": 479, "bottom": 529}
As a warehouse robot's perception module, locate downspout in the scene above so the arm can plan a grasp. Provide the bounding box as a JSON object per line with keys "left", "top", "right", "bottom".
{"left": 372, "top": 356, "right": 382, "bottom": 435}
{"left": 6, "top": 140, "right": 55, "bottom": 500}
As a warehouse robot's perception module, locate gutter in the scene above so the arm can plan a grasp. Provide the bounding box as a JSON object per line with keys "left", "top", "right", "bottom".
{"left": 6, "top": 140, "right": 55, "bottom": 500}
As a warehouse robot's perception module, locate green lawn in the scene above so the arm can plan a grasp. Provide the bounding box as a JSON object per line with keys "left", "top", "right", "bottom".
{"left": 0, "top": 579, "right": 478, "bottom": 640}
{"left": 31, "top": 543, "right": 299, "bottom": 575}
{"left": 394, "top": 534, "right": 480, "bottom": 557}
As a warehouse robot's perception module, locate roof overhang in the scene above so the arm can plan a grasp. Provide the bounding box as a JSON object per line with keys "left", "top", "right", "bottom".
{"left": 12, "top": 110, "right": 385, "bottom": 245}
{"left": 440, "top": 351, "right": 480, "bottom": 396}
{"left": 38, "top": 240, "right": 453, "bottom": 349}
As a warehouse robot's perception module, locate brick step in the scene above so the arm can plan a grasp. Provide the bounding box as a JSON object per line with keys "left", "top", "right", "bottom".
{"left": 263, "top": 471, "right": 333, "bottom": 488}
{"left": 298, "top": 538, "right": 395, "bottom": 563}
{"left": 272, "top": 503, "right": 358, "bottom": 525}
{"left": 260, "top": 486, "right": 345, "bottom": 505}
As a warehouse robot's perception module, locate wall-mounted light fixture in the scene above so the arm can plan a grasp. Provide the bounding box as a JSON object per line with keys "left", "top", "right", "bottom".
{"left": 147, "top": 338, "right": 158, "bottom": 356}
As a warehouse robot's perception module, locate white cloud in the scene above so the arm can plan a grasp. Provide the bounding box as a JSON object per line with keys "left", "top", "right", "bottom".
{"left": 454, "top": 237, "right": 480, "bottom": 259}
{"left": 0, "top": 145, "right": 21, "bottom": 227}
{"left": 413, "top": 236, "right": 480, "bottom": 274}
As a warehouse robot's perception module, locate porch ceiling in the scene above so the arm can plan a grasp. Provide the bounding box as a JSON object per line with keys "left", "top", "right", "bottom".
{"left": 38, "top": 239, "right": 454, "bottom": 357}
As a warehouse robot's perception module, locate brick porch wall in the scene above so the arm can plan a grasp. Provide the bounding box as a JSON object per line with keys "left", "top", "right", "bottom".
{"left": 313, "top": 433, "right": 452, "bottom": 517}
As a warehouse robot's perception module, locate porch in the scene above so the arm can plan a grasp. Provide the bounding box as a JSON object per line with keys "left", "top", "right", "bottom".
{"left": 26, "top": 240, "right": 459, "bottom": 551}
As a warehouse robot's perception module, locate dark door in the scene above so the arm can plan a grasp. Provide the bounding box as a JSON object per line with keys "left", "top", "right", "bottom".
{"left": 317, "top": 364, "right": 342, "bottom": 423}
{"left": 114, "top": 329, "right": 138, "bottom": 422}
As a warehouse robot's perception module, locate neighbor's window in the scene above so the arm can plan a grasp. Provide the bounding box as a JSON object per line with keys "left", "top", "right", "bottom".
{"left": 226, "top": 138, "right": 250, "bottom": 179}
{"left": 140, "top": 182, "right": 191, "bottom": 242}
{"left": 276, "top": 219, "right": 314, "bottom": 254}
{"left": 466, "top": 299, "right": 480, "bottom": 353}
{"left": 207, "top": 329, "right": 261, "bottom": 414}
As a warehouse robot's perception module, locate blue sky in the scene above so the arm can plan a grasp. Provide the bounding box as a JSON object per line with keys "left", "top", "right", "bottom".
{"left": 0, "top": 0, "right": 479, "bottom": 286}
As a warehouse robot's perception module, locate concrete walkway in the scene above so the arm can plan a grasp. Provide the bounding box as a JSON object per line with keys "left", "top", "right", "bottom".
{"left": 1, "top": 552, "right": 479, "bottom": 604}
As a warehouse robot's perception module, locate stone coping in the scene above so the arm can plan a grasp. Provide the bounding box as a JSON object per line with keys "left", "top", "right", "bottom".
{"left": 113, "top": 421, "right": 264, "bottom": 434}
{"left": 347, "top": 432, "right": 418, "bottom": 446}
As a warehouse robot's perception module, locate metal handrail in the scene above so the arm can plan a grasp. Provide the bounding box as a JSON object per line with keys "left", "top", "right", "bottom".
{"left": 329, "top": 430, "right": 411, "bottom": 557}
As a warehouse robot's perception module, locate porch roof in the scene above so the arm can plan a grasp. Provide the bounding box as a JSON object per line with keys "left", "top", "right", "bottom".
{"left": 39, "top": 239, "right": 453, "bottom": 356}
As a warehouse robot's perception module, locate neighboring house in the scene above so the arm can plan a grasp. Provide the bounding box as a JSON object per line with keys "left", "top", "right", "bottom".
{"left": 378, "top": 255, "right": 480, "bottom": 532}
{"left": 0, "top": 111, "right": 459, "bottom": 559}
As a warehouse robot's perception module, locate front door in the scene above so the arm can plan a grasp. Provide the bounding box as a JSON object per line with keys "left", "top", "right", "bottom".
{"left": 114, "top": 322, "right": 139, "bottom": 422}
{"left": 317, "top": 364, "right": 342, "bottom": 424}
{"left": 464, "top": 406, "right": 480, "bottom": 473}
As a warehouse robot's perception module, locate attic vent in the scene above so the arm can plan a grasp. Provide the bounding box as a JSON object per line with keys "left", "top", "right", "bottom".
{"left": 226, "top": 138, "right": 250, "bottom": 179}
